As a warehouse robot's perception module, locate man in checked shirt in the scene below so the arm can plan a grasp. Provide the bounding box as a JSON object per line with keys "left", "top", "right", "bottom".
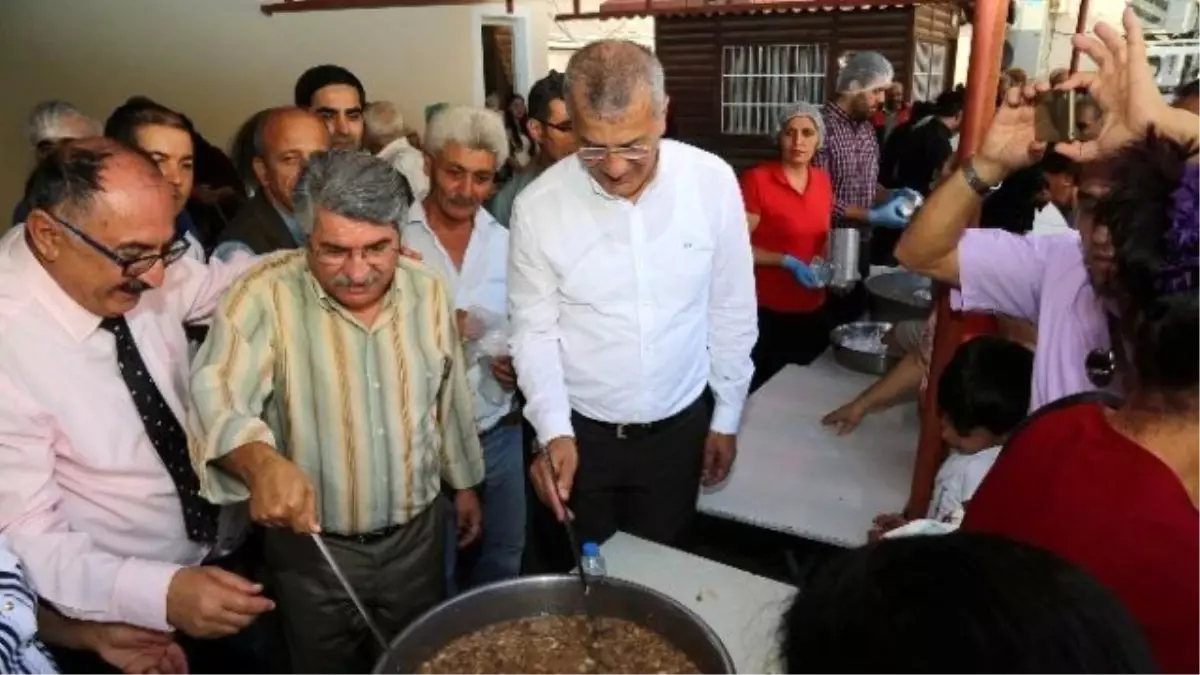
{"left": 819, "top": 51, "right": 920, "bottom": 323}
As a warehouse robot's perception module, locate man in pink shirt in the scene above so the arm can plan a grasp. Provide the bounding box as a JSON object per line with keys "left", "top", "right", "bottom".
{"left": 0, "top": 139, "right": 272, "bottom": 671}
{"left": 894, "top": 87, "right": 1119, "bottom": 411}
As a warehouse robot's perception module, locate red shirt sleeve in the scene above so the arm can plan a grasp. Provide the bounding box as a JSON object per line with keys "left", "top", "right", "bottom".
{"left": 740, "top": 168, "right": 763, "bottom": 216}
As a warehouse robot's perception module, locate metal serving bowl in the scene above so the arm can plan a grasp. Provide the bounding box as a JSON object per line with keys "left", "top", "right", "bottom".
{"left": 373, "top": 575, "right": 735, "bottom": 674}
{"left": 830, "top": 321, "right": 904, "bottom": 376}
{"left": 865, "top": 269, "right": 933, "bottom": 324}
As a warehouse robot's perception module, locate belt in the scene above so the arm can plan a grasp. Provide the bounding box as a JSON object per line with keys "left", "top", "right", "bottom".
{"left": 498, "top": 408, "right": 522, "bottom": 427}
{"left": 322, "top": 523, "right": 403, "bottom": 546}
{"left": 482, "top": 408, "right": 523, "bottom": 436}
{"left": 574, "top": 394, "right": 703, "bottom": 441}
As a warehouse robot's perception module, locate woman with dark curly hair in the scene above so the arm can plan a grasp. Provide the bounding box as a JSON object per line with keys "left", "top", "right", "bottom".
{"left": 963, "top": 137, "right": 1198, "bottom": 673}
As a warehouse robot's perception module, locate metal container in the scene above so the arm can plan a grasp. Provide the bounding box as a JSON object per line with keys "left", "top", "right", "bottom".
{"left": 865, "top": 269, "right": 933, "bottom": 324}
{"left": 373, "top": 575, "right": 736, "bottom": 674}
{"left": 828, "top": 227, "right": 861, "bottom": 289}
{"left": 830, "top": 321, "right": 903, "bottom": 376}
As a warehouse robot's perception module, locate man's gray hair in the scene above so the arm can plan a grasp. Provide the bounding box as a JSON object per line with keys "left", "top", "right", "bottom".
{"left": 564, "top": 40, "right": 666, "bottom": 120}
{"left": 292, "top": 149, "right": 412, "bottom": 235}
{"left": 363, "top": 101, "right": 405, "bottom": 148}
{"left": 25, "top": 100, "right": 100, "bottom": 146}
{"left": 424, "top": 105, "right": 509, "bottom": 167}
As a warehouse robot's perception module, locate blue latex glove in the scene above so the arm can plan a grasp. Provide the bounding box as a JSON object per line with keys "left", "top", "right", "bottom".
{"left": 782, "top": 255, "right": 821, "bottom": 289}
{"left": 868, "top": 195, "right": 914, "bottom": 229}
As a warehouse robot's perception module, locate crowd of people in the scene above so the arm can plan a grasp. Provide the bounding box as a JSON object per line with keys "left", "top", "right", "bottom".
{"left": 0, "top": 7, "right": 1194, "bottom": 675}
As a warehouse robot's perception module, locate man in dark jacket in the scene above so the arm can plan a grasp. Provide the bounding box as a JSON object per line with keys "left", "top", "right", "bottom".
{"left": 212, "top": 107, "right": 329, "bottom": 260}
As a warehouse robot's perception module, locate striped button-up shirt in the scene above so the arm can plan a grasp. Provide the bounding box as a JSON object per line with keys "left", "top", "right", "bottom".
{"left": 188, "top": 251, "right": 484, "bottom": 535}
{"left": 0, "top": 537, "right": 57, "bottom": 674}
{"left": 819, "top": 102, "right": 881, "bottom": 227}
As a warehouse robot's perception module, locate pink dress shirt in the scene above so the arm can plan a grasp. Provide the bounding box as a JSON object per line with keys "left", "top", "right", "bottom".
{"left": 0, "top": 226, "right": 253, "bottom": 631}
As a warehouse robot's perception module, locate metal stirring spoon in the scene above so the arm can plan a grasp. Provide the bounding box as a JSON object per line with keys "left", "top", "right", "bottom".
{"left": 310, "top": 533, "right": 391, "bottom": 652}
{"left": 543, "top": 451, "right": 589, "bottom": 595}
{"left": 542, "top": 453, "right": 605, "bottom": 670}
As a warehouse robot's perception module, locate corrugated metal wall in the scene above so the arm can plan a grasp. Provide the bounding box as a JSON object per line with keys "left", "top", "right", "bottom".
{"left": 657, "top": 7, "right": 956, "bottom": 169}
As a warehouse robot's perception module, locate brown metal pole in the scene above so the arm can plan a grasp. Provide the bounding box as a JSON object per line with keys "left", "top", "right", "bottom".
{"left": 1069, "top": 0, "right": 1092, "bottom": 72}
{"left": 902, "top": 0, "right": 1011, "bottom": 519}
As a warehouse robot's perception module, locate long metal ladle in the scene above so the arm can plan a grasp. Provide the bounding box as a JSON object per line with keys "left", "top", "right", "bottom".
{"left": 310, "top": 533, "right": 391, "bottom": 652}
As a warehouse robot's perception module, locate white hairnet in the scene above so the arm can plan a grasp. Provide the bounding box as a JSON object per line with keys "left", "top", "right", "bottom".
{"left": 777, "top": 102, "right": 826, "bottom": 146}
{"left": 836, "top": 52, "right": 895, "bottom": 93}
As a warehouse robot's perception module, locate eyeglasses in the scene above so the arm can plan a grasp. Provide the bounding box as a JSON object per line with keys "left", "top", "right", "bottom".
{"left": 43, "top": 211, "right": 190, "bottom": 278}
{"left": 577, "top": 144, "right": 653, "bottom": 166}
{"left": 311, "top": 241, "right": 398, "bottom": 268}
{"left": 537, "top": 118, "right": 573, "bottom": 133}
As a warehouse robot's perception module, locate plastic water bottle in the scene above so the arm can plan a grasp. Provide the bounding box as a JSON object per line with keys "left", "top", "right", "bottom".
{"left": 897, "top": 193, "right": 924, "bottom": 218}
{"left": 580, "top": 541, "right": 606, "bottom": 579}
{"left": 807, "top": 257, "right": 833, "bottom": 288}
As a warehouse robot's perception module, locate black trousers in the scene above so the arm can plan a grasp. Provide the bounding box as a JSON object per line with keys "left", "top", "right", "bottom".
{"left": 264, "top": 506, "right": 444, "bottom": 674}
{"left": 568, "top": 393, "right": 711, "bottom": 548}
{"left": 522, "top": 417, "right": 574, "bottom": 574}
{"left": 750, "top": 306, "right": 832, "bottom": 393}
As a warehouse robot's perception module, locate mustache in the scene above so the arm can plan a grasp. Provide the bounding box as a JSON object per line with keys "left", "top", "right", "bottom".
{"left": 331, "top": 269, "right": 383, "bottom": 288}
{"left": 445, "top": 193, "right": 478, "bottom": 209}
{"left": 119, "top": 278, "right": 151, "bottom": 295}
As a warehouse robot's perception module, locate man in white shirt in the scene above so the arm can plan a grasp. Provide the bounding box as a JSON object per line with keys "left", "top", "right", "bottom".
{"left": 366, "top": 100, "right": 430, "bottom": 202}
{"left": 510, "top": 41, "right": 757, "bottom": 547}
{"left": 400, "top": 106, "right": 525, "bottom": 587}
{"left": 0, "top": 139, "right": 272, "bottom": 671}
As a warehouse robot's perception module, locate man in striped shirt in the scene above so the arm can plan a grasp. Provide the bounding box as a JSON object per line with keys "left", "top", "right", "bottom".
{"left": 187, "top": 150, "right": 484, "bottom": 672}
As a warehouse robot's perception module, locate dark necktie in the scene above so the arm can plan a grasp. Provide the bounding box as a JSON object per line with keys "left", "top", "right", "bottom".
{"left": 100, "top": 316, "right": 219, "bottom": 543}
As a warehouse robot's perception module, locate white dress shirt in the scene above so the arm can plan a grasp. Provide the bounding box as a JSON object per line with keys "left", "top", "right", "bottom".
{"left": 508, "top": 140, "right": 757, "bottom": 445}
{"left": 378, "top": 137, "right": 430, "bottom": 202}
{"left": 1032, "top": 203, "right": 1072, "bottom": 236}
{"left": 0, "top": 227, "right": 254, "bottom": 632}
{"left": 401, "top": 201, "right": 513, "bottom": 433}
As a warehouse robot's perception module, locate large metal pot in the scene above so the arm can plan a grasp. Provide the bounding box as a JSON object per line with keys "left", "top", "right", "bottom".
{"left": 373, "top": 575, "right": 735, "bottom": 674}
{"left": 865, "top": 269, "right": 932, "bottom": 324}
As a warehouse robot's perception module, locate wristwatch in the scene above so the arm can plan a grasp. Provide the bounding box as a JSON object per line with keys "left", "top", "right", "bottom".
{"left": 962, "top": 159, "right": 1003, "bottom": 196}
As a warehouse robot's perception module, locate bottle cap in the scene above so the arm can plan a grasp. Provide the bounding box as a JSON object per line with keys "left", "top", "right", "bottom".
{"left": 582, "top": 541, "right": 600, "bottom": 557}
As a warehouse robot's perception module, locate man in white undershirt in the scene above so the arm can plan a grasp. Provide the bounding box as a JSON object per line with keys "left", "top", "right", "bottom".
{"left": 509, "top": 41, "right": 757, "bottom": 547}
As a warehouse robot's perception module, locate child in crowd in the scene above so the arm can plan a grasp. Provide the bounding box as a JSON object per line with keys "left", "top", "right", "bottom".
{"left": 871, "top": 335, "right": 1034, "bottom": 539}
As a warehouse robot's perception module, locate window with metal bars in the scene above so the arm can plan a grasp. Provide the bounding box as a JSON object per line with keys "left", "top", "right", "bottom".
{"left": 912, "top": 41, "right": 948, "bottom": 102}
{"left": 721, "top": 44, "right": 828, "bottom": 136}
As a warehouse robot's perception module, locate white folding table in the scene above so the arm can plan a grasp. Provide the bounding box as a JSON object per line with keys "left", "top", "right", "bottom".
{"left": 697, "top": 353, "right": 921, "bottom": 547}
{"left": 598, "top": 532, "right": 797, "bottom": 673}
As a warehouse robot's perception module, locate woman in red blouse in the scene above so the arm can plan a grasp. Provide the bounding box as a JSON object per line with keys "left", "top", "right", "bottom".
{"left": 741, "top": 103, "right": 835, "bottom": 391}
{"left": 963, "top": 137, "right": 1199, "bottom": 673}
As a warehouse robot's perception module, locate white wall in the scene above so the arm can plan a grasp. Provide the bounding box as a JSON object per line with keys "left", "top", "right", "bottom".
{"left": 0, "top": 0, "right": 550, "bottom": 225}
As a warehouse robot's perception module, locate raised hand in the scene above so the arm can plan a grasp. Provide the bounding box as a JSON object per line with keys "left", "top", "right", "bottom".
{"left": 1056, "top": 8, "right": 1167, "bottom": 162}
{"left": 977, "top": 82, "right": 1049, "bottom": 177}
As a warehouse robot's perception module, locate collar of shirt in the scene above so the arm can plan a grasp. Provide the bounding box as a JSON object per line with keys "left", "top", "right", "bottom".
{"left": 400, "top": 199, "right": 505, "bottom": 297}
{"left": 379, "top": 136, "right": 415, "bottom": 160}
{"left": 10, "top": 228, "right": 103, "bottom": 341}
{"left": 824, "top": 101, "right": 862, "bottom": 129}
{"left": 268, "top": 199, "right": 306, "bottom": 247}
